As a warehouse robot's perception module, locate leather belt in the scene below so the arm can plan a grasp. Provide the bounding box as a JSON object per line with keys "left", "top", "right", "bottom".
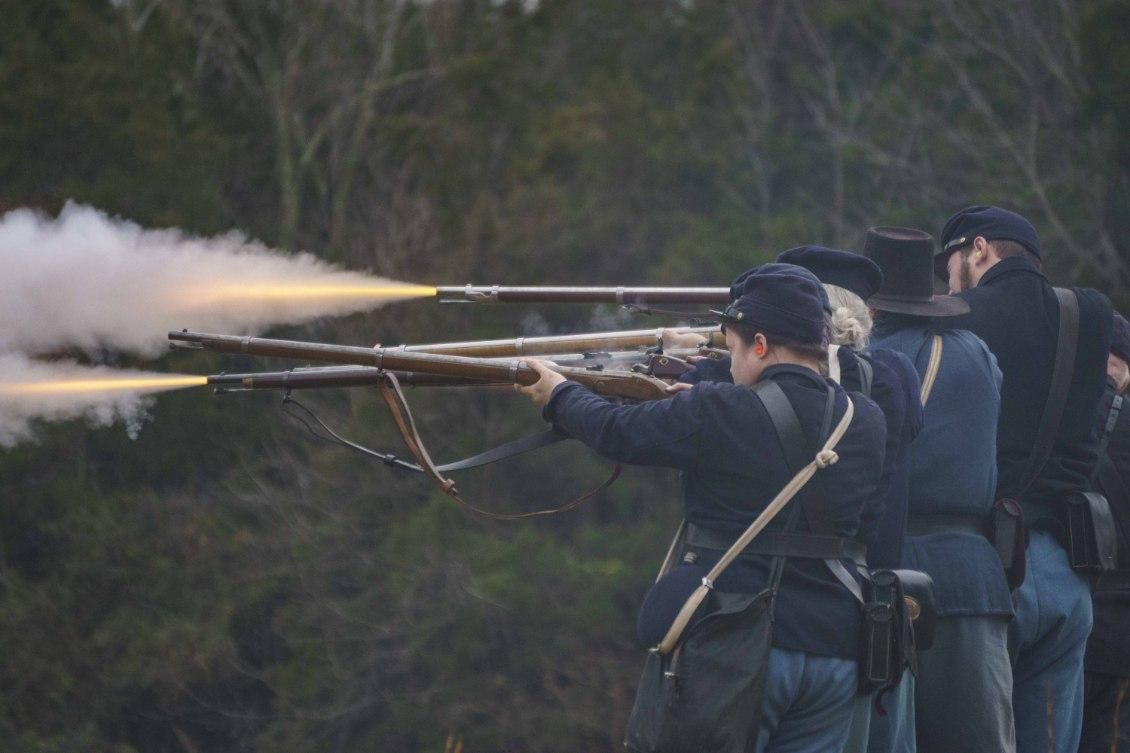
{"left": 685, "top": 523, "right": 868, "bottom": 566}
{"left": 906, "top": 513, "right": 986, "bottom": 537}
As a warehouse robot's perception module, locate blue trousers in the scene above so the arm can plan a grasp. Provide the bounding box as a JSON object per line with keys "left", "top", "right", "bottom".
{"left": 866, "top": 670, "right": 916, "bottom": 753}
{"left": 756, "top": 648, "right": 858, "bottom": 753}
{"left": 842, "top": 671, "right": 916, "bottom": 753}
{"left": 915, "top": 616, "right": 1014, "bottom": 753}
{"left": 1009, "top": 530, "right": 1093, "bottom": 753}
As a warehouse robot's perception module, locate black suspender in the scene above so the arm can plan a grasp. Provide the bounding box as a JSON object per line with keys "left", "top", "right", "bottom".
{"left": 855, "top": 355, "right": 873, "bottom": 398}
{"left": 1016, "top": 288, "right": 1080, "bottom": 498}
{"left": 752, "top": 379, "right": 866, "bottom": 602}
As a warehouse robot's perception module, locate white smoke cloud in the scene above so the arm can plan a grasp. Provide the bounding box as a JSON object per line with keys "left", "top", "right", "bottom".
{"left": 0, "top": 202, "right": 427, "bottom": 356}
{"left": 0, "top": 202, "right": 428, "bottom": 444}
{"left": 0, "top": 353, "right": 199, "bottom": 446}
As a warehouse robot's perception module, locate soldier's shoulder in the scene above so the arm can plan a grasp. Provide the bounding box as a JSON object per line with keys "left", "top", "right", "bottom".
{"left": 842, "top": 388, "right": 886, "bottom": 433}
{"left": 868, "top": 347, "right": 916, "bottom": 380}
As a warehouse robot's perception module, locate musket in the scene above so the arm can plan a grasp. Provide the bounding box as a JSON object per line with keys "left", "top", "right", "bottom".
{"left": 170, "top": 330, "right": 676, "bottom": 401}
{"left": 208, "top": 348, "right": 708, "bottom": 393}
{"left": 207, "top": 351, "right": 704, "bottom": 392}
{"left": 210, "top": 367, "right": 495, "bottom": 392}
{"left": 435, "top": 285, "right": 730, "bottom": 306}
{"left": 380, "top": 325, "right": 724, "bottom": 357}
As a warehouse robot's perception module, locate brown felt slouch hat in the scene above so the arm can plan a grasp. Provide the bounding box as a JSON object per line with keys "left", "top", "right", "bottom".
{"left": 862, "top": 226, "right": 970, "bottom": 317}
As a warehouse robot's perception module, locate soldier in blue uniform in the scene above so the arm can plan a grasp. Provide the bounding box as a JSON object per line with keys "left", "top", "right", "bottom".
{"left": 775, "top": 245, "right": 923, "bottom": 571}
{"left": 667, "top": 248, "right": 921, "bottom": 567}
{"left": 1080, "top": 313, "right": 1130, "bottom": 753}
{"left": 863, "top": 226, "right": 1012, "bottom": 753}
{"left": 936, "top": 205, "right": 1113, "bottom": 753}
{"left": 774, "top": 245, "right": 924, "bottom": 753}
{"left": 517, "top": 263, "right": 888, "bottom": 752}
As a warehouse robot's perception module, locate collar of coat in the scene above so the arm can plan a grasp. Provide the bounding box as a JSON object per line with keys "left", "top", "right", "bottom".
{"left": 977, "top": 254, "right": 1046, "bottom": 288}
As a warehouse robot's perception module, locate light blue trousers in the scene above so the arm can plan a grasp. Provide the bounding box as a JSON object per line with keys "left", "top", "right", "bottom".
{"left": 842, "top": 670, "right": 915, "bottom": 753}
{"left": 756, "top": 648, "right": 858, "bottom": 753}
{"left": 1009, "top": 530, "right": 1093, "bottom": 753}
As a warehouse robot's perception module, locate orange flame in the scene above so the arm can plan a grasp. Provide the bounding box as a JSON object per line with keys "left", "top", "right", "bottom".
{"left": 192, "top": 283, "right": 438, "bottom": 303}
{"left": 0, "top": 375, "right": 208, "bottom": 396}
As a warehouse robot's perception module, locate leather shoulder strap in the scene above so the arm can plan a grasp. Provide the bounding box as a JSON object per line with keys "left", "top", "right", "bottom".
{"left": 919, "top": 335, "right": 943, "bottom": 407}
{"left": 753, "top": 380, "right": 813, "bottom": 473}
{"left": 753, "top": 380, "right": 834, "bottom": 529}
{"left": 1017, "top": 287, "right": 1080, "bottom": 495}
{"left": 856, "top": 354, "right": 874, "bottom": 397}
{"left": 752, "top": 380, "right": 864, "bottom": 602}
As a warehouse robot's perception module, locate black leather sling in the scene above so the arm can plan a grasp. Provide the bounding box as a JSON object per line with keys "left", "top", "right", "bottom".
{"left": 1015, "top": 287, "right": 1080, "bottom": 502}
{"left": 751, "top": 379, "right": 866, "bottom": 602}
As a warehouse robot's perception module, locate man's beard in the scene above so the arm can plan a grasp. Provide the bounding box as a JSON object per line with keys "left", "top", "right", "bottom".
{"left": 960, "top": 255, "right": 974, "bottom": 290}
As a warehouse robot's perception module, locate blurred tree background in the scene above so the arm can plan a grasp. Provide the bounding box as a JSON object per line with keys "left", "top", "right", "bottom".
{"left": 1, "top": 0, "right": 1128, "bottom": 750}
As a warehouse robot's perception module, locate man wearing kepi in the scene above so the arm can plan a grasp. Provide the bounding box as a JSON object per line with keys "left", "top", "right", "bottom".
{"left": 517, "top": 264, "right": 888, "bottom": 752}
{"left": 1080, "top": 313, "right": 1130, "bottom": 753}
{"left": 863, "top": 226, "right": 1011, "bottom": 753}
{"left": 937, "top": 205, "right": 1113, "bottom": 753}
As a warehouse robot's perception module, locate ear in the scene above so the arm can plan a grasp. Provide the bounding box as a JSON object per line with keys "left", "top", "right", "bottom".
{"left": 753, "top": 333, "right": 768, "bottom": 357}
{"left": 971, "top": 236, "right": 994, "bottom": 267}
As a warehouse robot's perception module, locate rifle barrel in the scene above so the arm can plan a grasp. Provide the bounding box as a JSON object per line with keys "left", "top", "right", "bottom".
{"left": 209, "top": 367, "right": 493, "bottom": 391}
{"left": 435, "top": 285, "right": 730, "bottom": 305}
{"left": 393, "top": 326, "right": 723, "bottom": 357}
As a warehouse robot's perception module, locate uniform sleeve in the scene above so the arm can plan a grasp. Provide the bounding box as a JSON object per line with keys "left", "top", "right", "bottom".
{"left": 543, "top": 381, "right": 707, "bottom": 468}
{"left": 833, "top": 394, "right": 887, "bottom": 545}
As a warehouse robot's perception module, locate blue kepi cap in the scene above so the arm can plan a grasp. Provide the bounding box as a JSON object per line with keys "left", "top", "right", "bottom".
{"left": 714, "top": 263, "right": 828, "bottom": 345}
{"left": 776, "top": 245, "right": 884, "bottom": 301}
{"left": 937, "top": 205, "right": 1041, "bottom": 276}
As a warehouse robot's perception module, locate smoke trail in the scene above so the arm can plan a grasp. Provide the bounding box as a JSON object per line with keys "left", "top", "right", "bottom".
{"left": 0, "top": 201, "right": 436, "bottom": 444}
{"left": 0, "top": 202, "right": 433, "bottom": 357}
{"left": 0, "top": 353, "right": 206, "bottom": 447}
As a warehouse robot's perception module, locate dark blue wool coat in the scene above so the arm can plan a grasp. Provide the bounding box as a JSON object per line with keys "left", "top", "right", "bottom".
{"left": 946, "top": 256, "right": 1113, "bottom": 519}
{"left": 873, "top": 315, "right": 1012, "bottom": 616}
{"left": 544, "top": 365, "right": 886, "bottom": 659}
{"left": 857, "top": 348, "right": 923, "bottom": 570}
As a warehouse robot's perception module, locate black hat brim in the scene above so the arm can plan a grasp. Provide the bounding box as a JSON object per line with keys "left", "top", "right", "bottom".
{"left": 868, "top": 294, "right": 970, "bottom": 318}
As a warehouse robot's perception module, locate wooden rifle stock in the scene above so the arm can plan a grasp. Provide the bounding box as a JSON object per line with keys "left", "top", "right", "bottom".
{"left": 171, "top": 330, "right": 674, "bottom": 402}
